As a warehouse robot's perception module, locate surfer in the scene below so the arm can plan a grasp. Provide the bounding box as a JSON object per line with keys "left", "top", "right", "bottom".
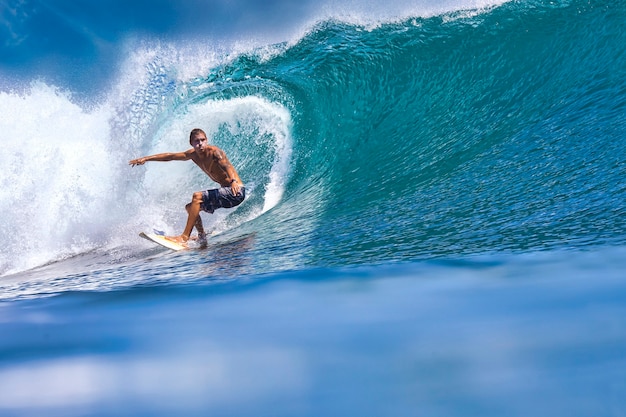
{"left": 129, "top": 128, "right": 245, "bottom": 245}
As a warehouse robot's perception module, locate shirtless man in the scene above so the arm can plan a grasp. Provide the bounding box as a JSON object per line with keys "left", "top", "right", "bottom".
{"left": 129, "top": 128, "right": 245, "bottom": 245}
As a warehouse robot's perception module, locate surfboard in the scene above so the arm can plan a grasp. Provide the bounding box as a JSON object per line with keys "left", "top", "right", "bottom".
{"left": 139, "top": 232, "right": 187, "bottom": 251}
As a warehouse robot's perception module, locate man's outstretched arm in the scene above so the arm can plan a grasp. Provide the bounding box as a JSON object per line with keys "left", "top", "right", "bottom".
{"left": 129, "top": 149, "right": 194, "bottom": 166}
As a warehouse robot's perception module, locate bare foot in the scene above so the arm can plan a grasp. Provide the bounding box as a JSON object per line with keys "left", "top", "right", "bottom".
{"left": 165, "top": 235, "right": 189, "bottom": 246}
{"left": 187, "top": 233, "right": 207, "bottom": 248}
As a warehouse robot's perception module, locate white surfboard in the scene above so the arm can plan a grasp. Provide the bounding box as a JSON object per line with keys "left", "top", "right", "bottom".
{"left": 139, "top": 232, "right": 187, "bottom": 251}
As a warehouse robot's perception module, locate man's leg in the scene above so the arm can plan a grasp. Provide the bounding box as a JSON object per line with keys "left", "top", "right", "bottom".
{"left": 188, "top": 200, "right": 207, "bottom": 244}
{"left": 167, "top": 191, "right": 204, "bottom": 243}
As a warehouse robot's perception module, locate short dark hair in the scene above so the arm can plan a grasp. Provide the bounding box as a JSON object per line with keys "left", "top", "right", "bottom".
{"left": 189, "top": 128, "right": 206, "bottom": 143}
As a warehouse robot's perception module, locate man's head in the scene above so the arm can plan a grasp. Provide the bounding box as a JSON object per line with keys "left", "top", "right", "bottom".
{"left": 189, "top": 128, "right": 209, "bottom": 152}
{"left": 189, "top": 128, "right": 207, "bottom": 144}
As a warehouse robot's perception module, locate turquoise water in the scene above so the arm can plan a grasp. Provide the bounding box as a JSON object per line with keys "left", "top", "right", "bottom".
{"left": 1, "top": 0, "right": 625, "bottom": 415}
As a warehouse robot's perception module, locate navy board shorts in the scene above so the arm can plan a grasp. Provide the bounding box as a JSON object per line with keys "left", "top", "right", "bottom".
{"left": 200, "top": 186, "right": 246, "bottom": 214}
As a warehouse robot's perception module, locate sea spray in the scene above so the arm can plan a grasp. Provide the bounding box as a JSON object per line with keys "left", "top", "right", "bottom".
{"left": 0, "top": 84, "right": 114, "bottom": 274}
{"left": 1, "top": 61, "right": 294, "bottom": 275}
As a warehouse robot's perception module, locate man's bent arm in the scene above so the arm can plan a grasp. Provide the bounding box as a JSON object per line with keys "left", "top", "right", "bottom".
{"left": 129, "top": 150, "right": 193, "bottom": 166}
{"left": 214, "top": 153, "right": 243, "bottom": 195}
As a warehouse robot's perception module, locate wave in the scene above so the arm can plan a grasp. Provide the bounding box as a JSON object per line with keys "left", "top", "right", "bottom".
{"left": 1, "top": 0, "right": 625, "bottom": 276}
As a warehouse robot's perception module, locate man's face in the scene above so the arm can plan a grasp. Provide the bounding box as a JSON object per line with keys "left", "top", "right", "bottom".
{"left": 190, "top": 134, "right": 208, "bottom": 152}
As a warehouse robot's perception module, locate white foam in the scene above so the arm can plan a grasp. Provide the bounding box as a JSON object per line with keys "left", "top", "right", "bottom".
{"left": 0, "top": 83, "right": 114, "bottom": 275}
{"left": 0, "top": 59, "right": 293, "bottom": 275}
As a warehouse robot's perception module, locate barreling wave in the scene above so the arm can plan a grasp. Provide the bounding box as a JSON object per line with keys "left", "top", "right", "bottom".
{"left": 237, "top": 0, "right": 626, "bottom": 266}
{"left": 1, "top": 0, "right": 625, "bottom": 276}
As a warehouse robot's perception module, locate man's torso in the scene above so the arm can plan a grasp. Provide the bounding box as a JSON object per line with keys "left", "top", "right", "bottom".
{"left": 191, "top": 146, "right": 237, "bottom": 187}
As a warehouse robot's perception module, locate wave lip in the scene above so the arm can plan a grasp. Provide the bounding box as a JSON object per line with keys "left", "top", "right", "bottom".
{"left": 0, "top": 0, "right": 509, "bottom": 93}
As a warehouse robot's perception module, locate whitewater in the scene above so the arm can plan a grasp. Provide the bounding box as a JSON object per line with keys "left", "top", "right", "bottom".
{"left": 1, "top": 0, "right": 625, "bottom": 415}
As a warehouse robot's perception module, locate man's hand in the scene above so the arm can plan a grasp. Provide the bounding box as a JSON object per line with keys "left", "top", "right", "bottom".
{"left": 129, "top": 158, "right": 146, "bottom": 167}
{"left": 231, "top": 179, "right": 242, "bottom": 196}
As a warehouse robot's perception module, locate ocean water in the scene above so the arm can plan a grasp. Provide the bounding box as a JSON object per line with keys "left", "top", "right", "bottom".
{"left": 1, "top": 0, "right": 626, "bottom": 415}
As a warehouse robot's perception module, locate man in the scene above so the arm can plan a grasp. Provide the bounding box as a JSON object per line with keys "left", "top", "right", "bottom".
{"left": 129, "top": 128, "right": 245, "bottom": 245}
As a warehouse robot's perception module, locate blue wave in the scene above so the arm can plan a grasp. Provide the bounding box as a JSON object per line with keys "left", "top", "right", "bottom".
{"left": 1, "top": 0, "right": 625, "bottom": 276}
{"left": 207, "top": 0, "right": 626, "bottom": 264}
